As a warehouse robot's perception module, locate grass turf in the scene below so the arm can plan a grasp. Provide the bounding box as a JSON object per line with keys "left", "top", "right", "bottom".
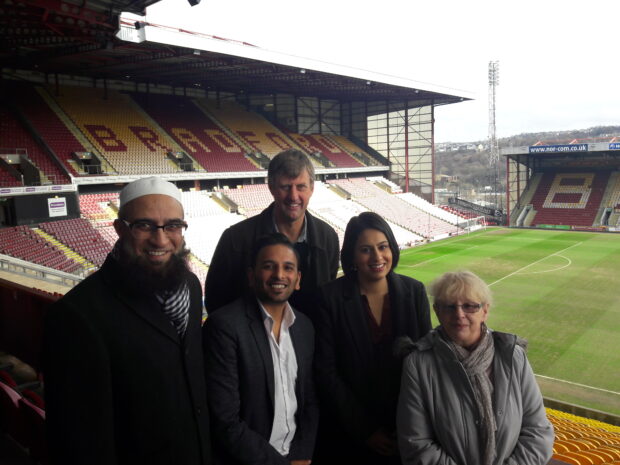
{"left": 396, "top": 227, "right": 620, "bottom": 414}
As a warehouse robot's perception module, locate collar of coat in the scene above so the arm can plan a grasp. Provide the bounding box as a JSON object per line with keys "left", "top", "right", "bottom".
{"left": 259, "top": 203, "right": 331, "bottom": 251}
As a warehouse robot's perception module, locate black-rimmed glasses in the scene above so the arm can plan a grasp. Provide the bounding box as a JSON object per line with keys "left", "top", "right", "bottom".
{"left": 122, "top": 220, "right": 188, "bottom": 237}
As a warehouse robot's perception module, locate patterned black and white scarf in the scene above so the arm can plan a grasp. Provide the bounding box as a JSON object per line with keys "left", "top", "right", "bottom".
{"left": 156, "top": 283, "right": 190, "bottom": 336}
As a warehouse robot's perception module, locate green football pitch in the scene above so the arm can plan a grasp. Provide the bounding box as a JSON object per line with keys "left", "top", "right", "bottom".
{"left": 396, "top": 227, "right": 620, "bottom": 415}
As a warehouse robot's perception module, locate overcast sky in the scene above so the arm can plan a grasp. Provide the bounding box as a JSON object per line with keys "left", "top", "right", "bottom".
{"left": 146, "top": 0, "right": 619, "bottom": 143}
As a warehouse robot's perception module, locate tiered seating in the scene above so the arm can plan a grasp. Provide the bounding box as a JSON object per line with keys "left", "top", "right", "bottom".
{"left": 289, "top": 133, "right": 362, "bottom": 168}
{"left": 440, "top": 205, "right": 480, "bottom": 220}
{"left": 13, "top": 84, "right": 86, "bottom": 176}
{"left": 132, "top": 93, "right": 257, "bottom": 172}
{"left": 0, "top": 165, "right": 21, "bottom": 187}
{"left": 329, "top": 178, "right": 456, "bottom": 239}
{"left": 327, "top": 135, "right": 375, "bottom": 161}
{"left": 548, "top": 408, "right": 620, "bottom": 465}
{"left": 0, "top": 106, "right": 71, "bottom": 185}
{"left": 531, "top": 172, "right": 610, "bottom": 226}
{"left": 0, "top": 226, "right": 83, "bottom": 274}
{"left": 201, "top": 100, "right": 300, "bottom": 157}
{"left": 181, "top": 191, "right": 228, "bottom": 218}
{"left": 39, "top": 218, "right": 110, "bottom": 267}
{"left": 185, "top": 215, "right": 245, "bottom": 266}
{"left": 605, "top": 172, "right": 620, "bottom": 210}
{"left": 220, "top": 184, "right": 274, "bottom": 217}
{"left": 79, "top": 193, "right": 119, "bottom": 223}
{"left": 51, "top": 87, "right": 181, "bottom": 175}
{"left": 397, "top": 192, "right": 462, "bottom": 225}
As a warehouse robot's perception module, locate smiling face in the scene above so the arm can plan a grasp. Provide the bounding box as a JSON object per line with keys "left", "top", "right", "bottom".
{"left": 249, "top": 243, "right": 301, "bottom": 313}
{"left": 353, "top": 228, "right": 393, "bottom": 286}
{"left": 435, "top": 297, "right": 489, "bottom": 348}
{"left": 114, "top": 194, "right": 185, "bottom": 272}
{"left": 268, "top": 170, "right": 314, "bottom": 225}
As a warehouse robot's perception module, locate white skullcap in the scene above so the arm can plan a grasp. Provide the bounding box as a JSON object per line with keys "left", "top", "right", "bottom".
{"left": 119, "top": 177, "right": 182, "bottom": 207}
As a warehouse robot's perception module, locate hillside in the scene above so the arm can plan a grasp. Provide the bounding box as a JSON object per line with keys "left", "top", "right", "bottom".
{"left": 434, "top": 125, "right": 620, "bottom": 195}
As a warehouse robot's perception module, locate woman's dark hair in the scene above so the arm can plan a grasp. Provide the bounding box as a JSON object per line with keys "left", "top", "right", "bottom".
{"left": 340, "top": 212, "right": 400, "bottom": 276}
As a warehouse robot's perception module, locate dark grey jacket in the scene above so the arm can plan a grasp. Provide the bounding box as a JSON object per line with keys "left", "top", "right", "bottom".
{"left": 397, "top": 329, "right": 554, "bottom": 465}
{"left": 203, "top": 296, "right": 318, "bottom": 465}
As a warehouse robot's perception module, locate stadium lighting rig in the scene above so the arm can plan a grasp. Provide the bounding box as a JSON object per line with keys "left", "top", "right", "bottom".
{"left": 488, "top": 60, "right": 500, "bottom": 209}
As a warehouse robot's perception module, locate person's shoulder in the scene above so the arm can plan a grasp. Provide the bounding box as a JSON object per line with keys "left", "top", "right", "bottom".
{"left": 306, "top": 210, "right": 338, "bottom": 238}
{"left": 206, "top": 297, "right": 249, "bottom": 326}
{"left": 319, "top": 275, "right": 347, "bottom": 295}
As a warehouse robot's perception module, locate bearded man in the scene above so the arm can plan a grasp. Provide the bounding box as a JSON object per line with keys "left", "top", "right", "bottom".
{"left": 203, "top": 233, "right": 318, "bottom": 465}
{"left": 43, "top": 177, "right": 212, "bottom": 465}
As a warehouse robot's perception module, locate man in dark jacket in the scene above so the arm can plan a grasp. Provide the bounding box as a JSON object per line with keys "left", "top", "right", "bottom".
{"left": 204, "top": 149, "right": 339, "bottom": 316}
{"left": 43, "top": 177, "right": 212, "bottom": 465}
{"left": 203, "top": 233, "right": 318, "bottom": 465}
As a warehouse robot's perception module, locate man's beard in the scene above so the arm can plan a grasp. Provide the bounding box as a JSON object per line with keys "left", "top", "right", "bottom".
{"left": 117, "top": 239, "right": 192, "bottom": 293}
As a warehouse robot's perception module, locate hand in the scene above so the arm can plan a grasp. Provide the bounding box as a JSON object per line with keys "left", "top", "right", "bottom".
{"left": 365, "top": 429, "right": 397, "bottom": 456}
{"left": 290, "top": 460, "right": 311, "bottom": 465}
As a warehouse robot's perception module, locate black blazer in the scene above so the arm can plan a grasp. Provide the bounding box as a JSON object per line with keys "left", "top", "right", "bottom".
{"left": 203, "top": 296, "right": 318, "bottom": 465}
{"left": 43, "top": 255, "right": 211, "bottom": 465}
{"left": 204, "top": 203, "right": 339, "bottom": 315}
{"left": 314, "top": 272, "right": 431, "bottom": 447}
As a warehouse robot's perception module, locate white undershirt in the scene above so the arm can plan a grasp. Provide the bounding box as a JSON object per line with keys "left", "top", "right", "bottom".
{"left": 258, "top": 300, "right": 299, "bottom": 457}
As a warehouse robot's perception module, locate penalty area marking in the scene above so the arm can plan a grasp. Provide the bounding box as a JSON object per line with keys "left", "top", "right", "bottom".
{"left": 518, "top": 255, "right": 572, "bottom": 275}
{"left": 535, "top": 374, "right": 620, "bottom": 396}
{"left": 489, "top": 242, "right": 582, "bottom": 287}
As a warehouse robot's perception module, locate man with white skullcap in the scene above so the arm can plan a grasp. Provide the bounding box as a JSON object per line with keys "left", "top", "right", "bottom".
{"left": 44, "top": 177, "right": 212, "bottom": 465}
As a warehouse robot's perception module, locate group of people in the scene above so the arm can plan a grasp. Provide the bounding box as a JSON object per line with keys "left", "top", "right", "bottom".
{"left": 43, "top": 149, "right": 555, "bottom": 465}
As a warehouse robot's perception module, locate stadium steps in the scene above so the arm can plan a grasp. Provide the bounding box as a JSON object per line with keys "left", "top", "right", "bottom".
{"left": 36, "top": 86, "right": 117, "bottom": 175}
{"left": 127, "top": 96, "right": 202, "bottom": 172}
{"left": 32, "top": 229, "right": 93, "bottom": 269}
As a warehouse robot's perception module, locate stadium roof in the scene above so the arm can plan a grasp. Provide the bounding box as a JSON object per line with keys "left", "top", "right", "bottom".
{"left": 1, "top": 0, "right": 473, "bottom": 107}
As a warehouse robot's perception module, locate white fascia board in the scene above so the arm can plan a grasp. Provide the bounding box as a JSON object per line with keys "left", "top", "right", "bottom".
{"left": 141, "top": 24, "right": 474, "bottom": 101}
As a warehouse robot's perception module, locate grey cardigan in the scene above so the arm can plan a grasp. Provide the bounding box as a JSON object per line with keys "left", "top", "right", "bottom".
{"left": 396, "top": 329, "right": 554, "bottom": 465}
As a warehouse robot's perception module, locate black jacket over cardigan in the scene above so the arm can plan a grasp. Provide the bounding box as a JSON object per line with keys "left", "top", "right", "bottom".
{"left": 313, "top": 272, "right": 431, "bottom": 464}
{"left": 204, "top": 203, "right": 339, "bottom": 316}
{"left": 43, "top": 256, "right": 211, "bottom": 465}
{"left": 203, "top": 296, "right": 319, "bottom": 465}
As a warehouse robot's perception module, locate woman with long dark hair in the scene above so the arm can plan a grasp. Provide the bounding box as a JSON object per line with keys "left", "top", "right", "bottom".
{"left": 313, "top": 212, "right": 431, "bottom": 465}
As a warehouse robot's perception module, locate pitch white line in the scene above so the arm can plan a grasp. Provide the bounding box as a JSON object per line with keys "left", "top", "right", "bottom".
{"left": 535, "top": 374, "right": 620, "bottom": 396}
{"left": 489, "top": 242, "right": 583, "bottom": 287}
{"left": 401, "top": 246, "right": 479, "bottom": 269}
{"left": 518, "top": 255, "right": 572, "bottom": 275}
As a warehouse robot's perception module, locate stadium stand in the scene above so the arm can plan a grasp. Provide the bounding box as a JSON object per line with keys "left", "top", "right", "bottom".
{"left": 0, "top": 226, "right": 83, "bottom": 274}
{"left": 0, "top": 106, "right": 71, "bottom": 185}
{"left": 219, "top": 183, "right": 274, "bottom": 217}
{"left": 12, "top": 84, "right": 88, "bottom": 177}
{"left": 397, "top": 192, "right": 463, "bottom": 225}
{"left": 328, "top": 178, "right": 457, "bottom": 239}
{"left": 131, "top": 93, "right": 258, "bottom": 172}
{"left": 530, "top": 172, "right": 610, "bottom": 227}
{"left": 288, "top": 132, "right": 362, "bottom": 168}
{"left": 548, "top": 408, "right": 620, "bottom": 465}
{"left": 39, "top": 218, "right": 109, "bottom": 267}
{"left": 199, "top": 99, "right": 303, "bottom": 158}
{"left": 49, "top": 86, "right": 183, "bottom": 175}
{"left": 0, "top": 164, "right": 21, "bottom": 187}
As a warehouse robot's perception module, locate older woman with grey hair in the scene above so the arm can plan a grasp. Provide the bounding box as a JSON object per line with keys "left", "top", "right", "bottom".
{"left": 396, "top": 270, "right": 554, "bottom": 465}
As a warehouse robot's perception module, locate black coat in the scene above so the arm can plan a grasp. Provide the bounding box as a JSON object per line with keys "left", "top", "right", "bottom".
{"left": 204, "top": 203, "right": 339, "bottom": 316}
{"left": 313, "top": 272, "right": 431, "bottom": 463}
{"left": 203, "top": 296, "right": 318, "bottom": 465}
{"left": 43, "top": 256, "right": 211, "bottom": 465}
